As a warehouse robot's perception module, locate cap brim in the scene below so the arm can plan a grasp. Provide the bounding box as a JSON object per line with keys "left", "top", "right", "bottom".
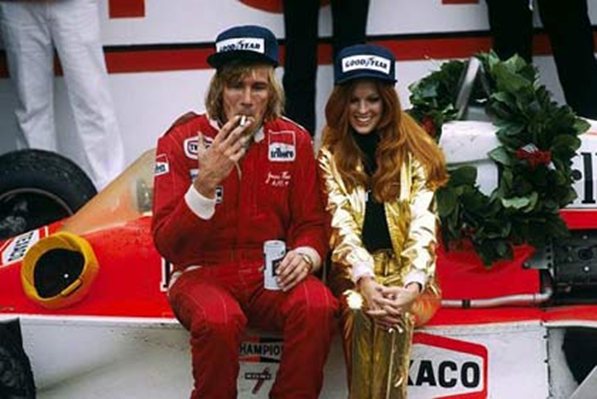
{"left": 207, "top": 51, "right": 278, "bottom": 69}
{"left": 336, "top": 71, "right": 397, "bottom": 85}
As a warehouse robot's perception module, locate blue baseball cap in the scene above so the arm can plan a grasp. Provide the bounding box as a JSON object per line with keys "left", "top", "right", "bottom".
{"left": 334, "top": 44, "right": 397, "bottom": 85}
{"left": 207, "top": 25, "right": 279, "bottom": 69}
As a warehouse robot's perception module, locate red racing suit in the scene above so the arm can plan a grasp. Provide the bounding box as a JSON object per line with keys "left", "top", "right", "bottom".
{"left": 152, "top": 113, "right": 337, "bottom": 399}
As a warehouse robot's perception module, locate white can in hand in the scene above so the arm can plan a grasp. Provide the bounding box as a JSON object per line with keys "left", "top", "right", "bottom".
{"left": 264, "top": 240, "right": 285, "bottom": 290}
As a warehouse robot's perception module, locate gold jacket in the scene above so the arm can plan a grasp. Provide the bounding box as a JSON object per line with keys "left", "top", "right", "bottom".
{"left": 319, "top": 147, "right": 441, "bottom": 398}
{"left": 318, "top": 147, "right": 439, "bottom": 291}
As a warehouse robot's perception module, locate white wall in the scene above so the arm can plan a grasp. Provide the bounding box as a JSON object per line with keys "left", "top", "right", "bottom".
{"left": 0, "top": 0, "right": 594, "bottom": 179}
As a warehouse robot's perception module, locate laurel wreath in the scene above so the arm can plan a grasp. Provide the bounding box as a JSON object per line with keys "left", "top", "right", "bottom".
{"left": 408, "top": 52, "right": 590, "bottom": 265}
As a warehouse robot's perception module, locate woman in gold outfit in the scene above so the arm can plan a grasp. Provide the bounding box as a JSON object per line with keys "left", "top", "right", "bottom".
{"left": 318, "top": 44, "right": 448, "bottom": 398}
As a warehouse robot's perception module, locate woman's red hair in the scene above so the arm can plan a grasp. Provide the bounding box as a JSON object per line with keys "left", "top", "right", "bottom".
{"left": 321, "top": 79, "right": 448, "bottom": 202}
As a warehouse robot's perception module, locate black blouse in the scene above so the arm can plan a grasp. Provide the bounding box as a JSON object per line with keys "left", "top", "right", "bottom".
{"left": 352, "top": 130, "right": 393, "bottom": 252}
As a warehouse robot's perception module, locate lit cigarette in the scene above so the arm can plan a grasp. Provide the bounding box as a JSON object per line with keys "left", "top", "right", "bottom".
{"left": 239, "top": 115, "right": 247, "bottom": 127}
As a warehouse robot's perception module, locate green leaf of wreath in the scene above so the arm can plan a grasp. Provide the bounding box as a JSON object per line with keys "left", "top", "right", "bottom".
{"left": 488, "top": 147, "right": 511, "bottom": 166}
{"left": 408, "top": 51, "right": 590, "bottom": 265}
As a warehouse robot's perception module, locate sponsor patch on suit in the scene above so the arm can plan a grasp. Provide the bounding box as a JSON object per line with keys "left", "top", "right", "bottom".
{"left": 189, "top": 168, "right": 223, "bottom": 203}
{"left": 268, "top": 131, "right": 296, "bottom": 162}
{"left": 154, "top": 153, "right": 170, "bottom": 176}
{"left": 184, "top": 135, "right": 213, "bottom": 160}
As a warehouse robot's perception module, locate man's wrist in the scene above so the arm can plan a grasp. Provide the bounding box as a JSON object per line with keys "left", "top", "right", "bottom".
{"left": 193, "top": 173, "right": 218, "bottom": 198}
{"left": 298, "top": 253, "right": 314, "bottom": 273}
{"left": 293, "top": 247, "right": 321, "bottom": 272}
{"left": 185, "top": 185, "right": 216, "bottom": 220}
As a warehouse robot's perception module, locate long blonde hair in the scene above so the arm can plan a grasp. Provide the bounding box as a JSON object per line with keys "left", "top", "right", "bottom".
{"left": 321, "top": 79, "right": 448, "bottom": 202}
{"left": 205, "top": 60, "right": 284, "bottom": 123}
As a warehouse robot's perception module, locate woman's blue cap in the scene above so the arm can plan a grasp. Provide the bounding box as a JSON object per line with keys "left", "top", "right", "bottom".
{"left": 334, "top": 44, "right": 397, "bottom": 85}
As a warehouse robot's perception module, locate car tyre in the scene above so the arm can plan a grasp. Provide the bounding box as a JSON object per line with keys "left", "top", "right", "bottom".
{"left": 0, "top": 150, "right": 97, "bottom": 240}
{"left": 0, "top": 323, "right": 36, "bottom": 399}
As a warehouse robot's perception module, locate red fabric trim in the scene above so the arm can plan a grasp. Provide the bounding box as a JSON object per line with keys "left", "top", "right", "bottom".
{"left": 109, "top": 0, "right": 145, "bottom": 18}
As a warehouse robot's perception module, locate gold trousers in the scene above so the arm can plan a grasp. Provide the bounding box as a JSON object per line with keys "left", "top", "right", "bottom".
{"left": 331, "top": 250, "right": 441, "bottom": 399}
{"left": 340, "top": 291, "right": 414, "bottom": 399}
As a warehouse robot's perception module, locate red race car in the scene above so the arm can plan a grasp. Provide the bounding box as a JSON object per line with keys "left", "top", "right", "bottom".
{"left": 1, "top": 56, "right": 597, "bottom": 397}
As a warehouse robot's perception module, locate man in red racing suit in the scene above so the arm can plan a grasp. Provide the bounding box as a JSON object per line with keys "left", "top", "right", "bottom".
{"left": 151, "top": 25, "right": 337, "bottom": 399}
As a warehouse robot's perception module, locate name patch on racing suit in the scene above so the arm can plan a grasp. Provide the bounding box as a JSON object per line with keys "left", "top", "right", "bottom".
{"left": 265, "top": 171, "right": 291, "bottom": 187}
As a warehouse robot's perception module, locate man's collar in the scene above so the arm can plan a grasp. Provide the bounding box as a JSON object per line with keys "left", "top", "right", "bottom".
{"left": 254, "top": 127, "right": 264, "bottom": 142}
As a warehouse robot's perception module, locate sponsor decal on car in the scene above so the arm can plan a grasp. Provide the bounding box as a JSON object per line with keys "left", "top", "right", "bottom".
{"left": 160, "top": 258, "right": 173, "bottom": 292}
{"left": 1, "top": 227, "right": 47, "bottom": 267}
{"left": 268, "top": 131, "right": 295, "bottom": 162}
{"left": 238, "top": 337, "right": 282, "bottom": 396}
{"left": 245, "top": 367, "right": 272, "bottom": 395}
{"left": 240, "top": 336, "right": 283, "bottom": 363}
{"left": 408, "top": 333, "right": 487, "bottom": 399}
{"left": 572, "top": 141, "right": 597, "bottom": 207}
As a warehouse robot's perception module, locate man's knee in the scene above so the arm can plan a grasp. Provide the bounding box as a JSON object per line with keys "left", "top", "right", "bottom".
{"left": 285, "top": 278, "right": 338, "bottom": 322}
{"left": 193, "top": 308, "right": 247, "bottom": 339}
{"left": 171, "top": 291, "right": 247, "bottom": 338}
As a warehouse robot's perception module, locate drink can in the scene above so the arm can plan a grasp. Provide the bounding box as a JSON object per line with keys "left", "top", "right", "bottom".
{"left": 264, "top": 240, "right": 285, "bottom": 290}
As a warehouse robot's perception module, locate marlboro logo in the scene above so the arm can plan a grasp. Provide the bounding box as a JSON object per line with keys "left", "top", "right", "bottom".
{"left": 268, "top": 130, "right": 296, "bottom": 162}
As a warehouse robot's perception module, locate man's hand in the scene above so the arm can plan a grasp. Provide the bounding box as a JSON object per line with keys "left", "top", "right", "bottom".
{"left": 276, "top": 250, "right": 313, "bottom": 292}
{"left": 193, "top": 115, "right": 253, "bottom": 197}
